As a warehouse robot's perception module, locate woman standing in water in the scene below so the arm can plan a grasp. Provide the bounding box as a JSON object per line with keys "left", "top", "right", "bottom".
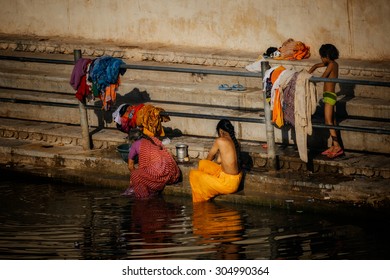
{"left": 122, "top": 128, "right": 180, "bottom": 198}
{"left": 189, "top": 119, "right": 242, "bottom": 202}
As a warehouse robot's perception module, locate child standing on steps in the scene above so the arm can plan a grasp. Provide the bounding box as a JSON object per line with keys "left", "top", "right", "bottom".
{"left": 309, "top": 44, "right": 344, "bottom": 158}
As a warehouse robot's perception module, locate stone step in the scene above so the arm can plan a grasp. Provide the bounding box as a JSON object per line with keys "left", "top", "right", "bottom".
{"left": 0, "top": 88, "right": 267, "bottom": 141}
{"left": 2, "top": 134, "right": 389, "bottom": 211}
{"left": 0, "top": 49, "right": 389, "bottom": 154}
{"left": 1, "top": 50, "right": 389, "bottom": 102}
{"left": 0, "top": 117, "right": 127, "bottom": 149}
{"left": 0, "top": 66, "right": 389, "bottom": 120}
{"left": 1, "top": 37, "right": 389, "bottom": 81}
{"left": 0, "top": 87, "right": 389, "bottom": 154}
{"left": 0, "top": 62, "right": 263, "bottom": 110}
{"left": 1, "top": 118, "right": 389, "bottom": 180}
{"left": 340, "top": 96, "right": 390, "bottom": 120}
{"left": 0, "top": 52, "right": 262, "bottom": 89}
{"left": 1, "top": 36, "right": 390, "bottom": 211}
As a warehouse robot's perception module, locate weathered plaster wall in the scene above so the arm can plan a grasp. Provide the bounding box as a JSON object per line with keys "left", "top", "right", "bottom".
{"left": 0, "top": 0, "right": 389, "bottom": 60}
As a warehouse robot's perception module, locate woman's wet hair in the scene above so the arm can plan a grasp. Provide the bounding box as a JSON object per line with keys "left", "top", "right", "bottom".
{"left": 216, "top": 119, "right": 241, "bottom": 167}
{"left": 128, "top": 128, "right": 143, "bottom": 141}
{"left": 319, "top": 44, "right": 339, "bottom": 60}
{"left": 128, "top": 128, "right": 162, "bottom": 149}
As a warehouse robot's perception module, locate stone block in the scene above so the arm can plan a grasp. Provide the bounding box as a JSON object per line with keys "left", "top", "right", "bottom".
{"left": 381, "top": 170, "right": 390, "bottom": 179}
{"left": 19, "top": 131, "right": 28, "bottom": 139}
{"left": 289, "top": 161, "right": 302, "bottom": 171}
{"left": 361, "top": 168, "right": 375, "bottom": 177}
{"left": 254, "top": 157, "right": 267, "bottom": 167}
{"left": 342, "top": 167, "right": 356, "bottom": 176}
{"left": 3, "top": 130, "right": 15, "bottom": 138}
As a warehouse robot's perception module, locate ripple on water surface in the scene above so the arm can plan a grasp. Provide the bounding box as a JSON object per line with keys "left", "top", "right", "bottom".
{"left": 0, "top": 176, "right": 389, "bottom": 260}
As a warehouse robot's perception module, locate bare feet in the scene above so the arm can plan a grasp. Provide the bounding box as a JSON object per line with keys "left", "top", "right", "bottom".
{"left": 327, "top": 146, "right": 344, "bottom": 159}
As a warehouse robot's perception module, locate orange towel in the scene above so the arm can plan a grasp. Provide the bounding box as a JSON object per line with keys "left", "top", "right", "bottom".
{"left": 293, "top": 41, "right": 311, "bottom": 60}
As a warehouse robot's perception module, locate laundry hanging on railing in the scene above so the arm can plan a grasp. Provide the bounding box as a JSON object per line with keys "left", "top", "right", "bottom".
{"left": 112, "top": 103, "right": 171, "bottom": 137}
{"left": 263, "top": 66, "right": 317, "bottom": 162}
{"left": 70, "top": 58, "right": 93, "bottom": 102}
{"left": 70, "top": 55, "right": 126, "bottom": 111}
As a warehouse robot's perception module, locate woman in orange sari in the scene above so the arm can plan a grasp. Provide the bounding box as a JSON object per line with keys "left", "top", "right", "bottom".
{"left": 189, "top": 119, "right": 242, "bottom": 203}
{"left": 122, "top": 129, "right": 180, "bottom": 198}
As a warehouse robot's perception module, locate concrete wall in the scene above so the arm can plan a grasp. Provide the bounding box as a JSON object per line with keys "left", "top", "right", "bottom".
{"left": 0, "top": 0, "right": 389, "bottom": 60}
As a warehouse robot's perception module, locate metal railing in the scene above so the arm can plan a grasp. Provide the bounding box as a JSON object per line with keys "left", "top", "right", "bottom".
{"left": 1, "top": 51, "right": 389, "bottom": 169}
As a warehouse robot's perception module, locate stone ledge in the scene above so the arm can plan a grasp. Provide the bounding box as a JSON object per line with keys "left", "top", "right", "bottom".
{"left": 1, "top": 122, "right": 389, "bottom": 179}
{"left": 1, "top": 35, "right": 389, "bottom": 80}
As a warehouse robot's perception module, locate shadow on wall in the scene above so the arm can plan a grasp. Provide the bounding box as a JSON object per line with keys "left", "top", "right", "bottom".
{"left": 307, "top": 82, "right": 356, "bottom": 158}
{"left": 276, "top": 82, "right": 356, "bottom": 166}
{"left": 337, "top": 83, "right": 356, "bottom": 121}
{"left": 90, "top": 87, "right": 184, "bottom": 139}
{"left": 93, "top": 87, "right": 152, "bottom": 128}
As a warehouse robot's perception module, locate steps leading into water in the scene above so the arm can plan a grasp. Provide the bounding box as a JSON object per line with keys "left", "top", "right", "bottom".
{"left": 1, "top": 34, "right": 390, "bottom": 211}
{"left": 1, "top": 134, "right": 389, "bottom": 210}
{"left": 0, "top": 84, "right": 388, "bottom": 153}
{"left": 1, "top": 117, "right": 389, "bottom": 181}
{"left": 0, "top": 40, "right": 389, "bottom": 153}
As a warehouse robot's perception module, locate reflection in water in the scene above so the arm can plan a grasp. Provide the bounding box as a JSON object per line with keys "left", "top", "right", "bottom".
{"left": 192, "top": 202, "right": 244, "bottom": 259}
{"left": 121, "top": 197, "right": 186, "bottom": 259}
{"left": 0, "top": 175, "right": 389, "bottom": 260}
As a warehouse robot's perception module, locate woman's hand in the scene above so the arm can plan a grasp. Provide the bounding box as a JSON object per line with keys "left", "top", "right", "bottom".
{"left": 128, "top": 159, "right": 135, "bottom": 171}
{"left": 216, "top": 152, "right": 222, "bottom": 164}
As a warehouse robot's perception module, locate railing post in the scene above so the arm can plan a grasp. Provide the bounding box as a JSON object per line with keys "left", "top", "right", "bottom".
{"left": 73, "top": 49, "right": 91, "bottom": 150}
{"left": 261, "top": 61, "right": 278, "bottom": 170}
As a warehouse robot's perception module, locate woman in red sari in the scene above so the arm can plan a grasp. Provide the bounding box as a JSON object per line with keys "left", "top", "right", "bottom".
{"left": 122, "top": 129, "right": 180, "bottom": 198}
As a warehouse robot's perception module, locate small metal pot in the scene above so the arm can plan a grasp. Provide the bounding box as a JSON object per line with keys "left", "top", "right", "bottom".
{"left": 175, "top": 144, "right": 188, "bottom": 162}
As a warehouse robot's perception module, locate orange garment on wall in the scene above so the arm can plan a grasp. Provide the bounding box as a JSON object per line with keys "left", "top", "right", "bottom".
{"left": 293, "top": 41, "right": 311, "bottom": 60}
{"left": 274, "top": 38, "right": 310, "bottom": 60}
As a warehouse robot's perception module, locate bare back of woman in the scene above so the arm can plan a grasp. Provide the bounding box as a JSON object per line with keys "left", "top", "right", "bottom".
{"left": 189, "top": 119, "right": 242, "bottom": 202}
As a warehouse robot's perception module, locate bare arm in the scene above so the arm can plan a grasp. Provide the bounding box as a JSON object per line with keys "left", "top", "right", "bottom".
{"left": 321, "top": 62, "right": 337, "bottom": 78}
{"left": 206, "top": 137, "right": 239, "bottom": 174}
{"left": 128, "top": 159, "right": 135, "bottom": 171}
{"left": 308, "top": 62, "right": 326, "bottom": 74}
{"left": 206, "top": 139, "right": 219, "bottom": 161}
{"left": 322, "top": 61, "right": 338, "bottom": 92}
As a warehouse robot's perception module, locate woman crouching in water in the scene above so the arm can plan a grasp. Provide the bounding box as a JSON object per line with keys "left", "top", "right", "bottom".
{"left": 122, "top": 128, "right": 180, "bottom": 199}
{"left": 189, "top": 119, "right": 242, "bottom": 203}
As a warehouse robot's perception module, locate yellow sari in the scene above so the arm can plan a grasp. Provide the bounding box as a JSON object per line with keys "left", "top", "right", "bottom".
{"left": 189, "top": 159, "right": 242, "bottom": 203}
